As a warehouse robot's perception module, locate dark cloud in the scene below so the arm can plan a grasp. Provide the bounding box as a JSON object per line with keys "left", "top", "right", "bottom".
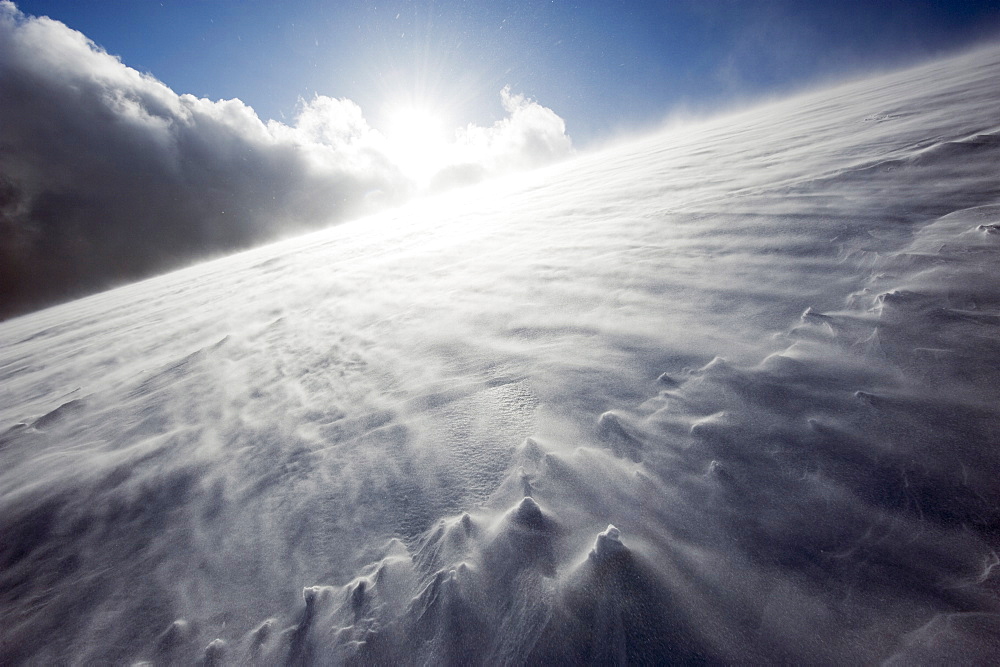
{"left": 0, "top": 3, "right": 572, "bottom": 319}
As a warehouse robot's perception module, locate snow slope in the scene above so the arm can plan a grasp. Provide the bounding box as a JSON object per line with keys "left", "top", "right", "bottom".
{"left": 3, "top": 43, "right": 1000, "bottom": 664}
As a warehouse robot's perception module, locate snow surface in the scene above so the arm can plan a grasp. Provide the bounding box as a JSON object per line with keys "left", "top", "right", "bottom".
{"left": 3, "top": 43, "right": 1000, "bottom": 664}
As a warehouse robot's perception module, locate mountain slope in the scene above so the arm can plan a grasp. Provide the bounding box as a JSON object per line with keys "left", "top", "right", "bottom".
{"left": 2, "top": 43, "right": 1000, "bottom": 664}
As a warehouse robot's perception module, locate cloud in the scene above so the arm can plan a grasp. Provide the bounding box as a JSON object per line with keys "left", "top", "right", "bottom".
{"left": 431, "top": 87, "right": 574, "bottom": 191}
{"left": 0, "top": 2, "right": 572, "bottom": 319}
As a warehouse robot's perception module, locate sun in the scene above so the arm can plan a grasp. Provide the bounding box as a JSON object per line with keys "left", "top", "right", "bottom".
{"left": 381, "top": 104, "right": 452, "bottom": 184}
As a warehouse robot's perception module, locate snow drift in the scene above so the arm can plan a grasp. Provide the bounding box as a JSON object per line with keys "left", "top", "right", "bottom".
{"left": 3, "top": 41, "right": 1000, "bottom": 664}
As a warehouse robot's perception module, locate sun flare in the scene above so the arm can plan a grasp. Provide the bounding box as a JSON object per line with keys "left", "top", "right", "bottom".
{"left": 382, "top": 104, "right": 452, "bottom": 183}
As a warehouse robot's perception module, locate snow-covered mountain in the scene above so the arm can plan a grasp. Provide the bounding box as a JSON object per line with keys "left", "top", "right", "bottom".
{"left": 2, "top": 42, "right": 1000, "bottom": 664}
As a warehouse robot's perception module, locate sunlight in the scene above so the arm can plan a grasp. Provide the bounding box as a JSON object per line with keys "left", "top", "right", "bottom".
{"left": 382, "top": 104, "right": 452, "bottom": 184}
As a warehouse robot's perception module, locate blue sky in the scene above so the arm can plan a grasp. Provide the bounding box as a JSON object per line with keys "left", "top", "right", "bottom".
{"left": 12, "top": 0, "right": 1000, "bottom": 144}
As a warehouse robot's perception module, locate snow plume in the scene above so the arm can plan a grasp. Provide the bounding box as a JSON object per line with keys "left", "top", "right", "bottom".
{"left": 0, "top": 2, "right": 401, "bottom": 318}
{"left": 0, "top": 3, "right": 572, "bottom": 319}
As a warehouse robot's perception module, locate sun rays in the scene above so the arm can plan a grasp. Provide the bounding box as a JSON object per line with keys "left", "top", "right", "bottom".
{"left": 381, "top": 102, "right": 452, "bottom": 183}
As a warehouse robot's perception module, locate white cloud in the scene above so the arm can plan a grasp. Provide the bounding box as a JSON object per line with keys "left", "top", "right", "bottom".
{"left": 0, "top": 2, "right": 573, "bottom": 318}
{"left": 431, "top": 87, "right": 574, "bottom": 190}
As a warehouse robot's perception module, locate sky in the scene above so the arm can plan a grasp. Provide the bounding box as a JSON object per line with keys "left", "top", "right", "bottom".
{"left": 11, "top": 1, "right": 1000, "bottom": 143}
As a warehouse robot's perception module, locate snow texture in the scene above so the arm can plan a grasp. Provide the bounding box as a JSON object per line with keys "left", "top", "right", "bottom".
{"left": 3, "top": 42, "right": 1000, "bottom": 664}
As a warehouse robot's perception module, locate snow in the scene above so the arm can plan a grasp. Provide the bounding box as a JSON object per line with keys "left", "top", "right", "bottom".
{"left": 3, "top": 43, "right": 1000, "bottom": 664}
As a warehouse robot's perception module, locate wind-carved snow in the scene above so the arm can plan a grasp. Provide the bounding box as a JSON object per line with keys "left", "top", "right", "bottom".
{"left": 3, "top": 43, "right": 1000, "bottom": 664}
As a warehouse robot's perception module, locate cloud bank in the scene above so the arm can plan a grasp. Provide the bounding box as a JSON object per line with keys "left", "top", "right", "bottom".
{"left": 430, "top": 87, "right": 574, "bottom": 191}
{"left": 0, "top": 2, "right": 572, "bottom": 319}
